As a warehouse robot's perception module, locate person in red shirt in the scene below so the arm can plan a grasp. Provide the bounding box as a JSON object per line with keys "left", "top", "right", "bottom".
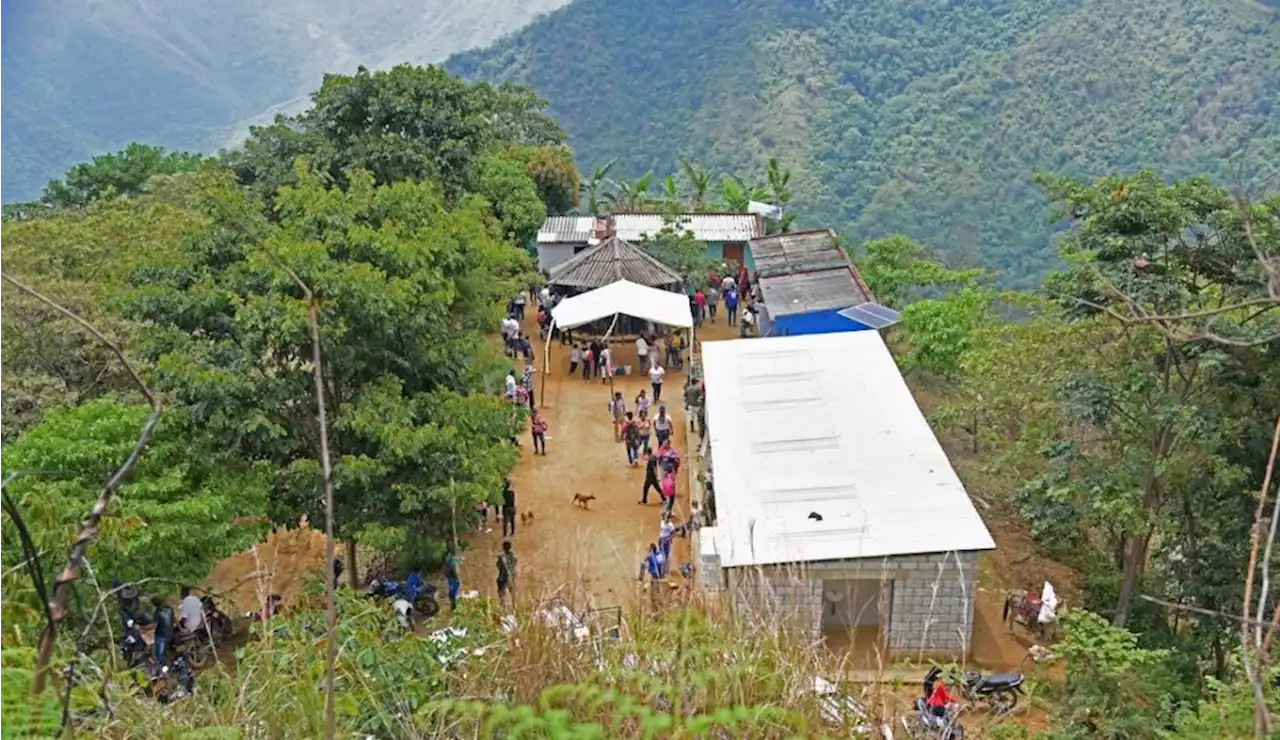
{"left": 693, "top": 289, "right": 706, "bottom": 325}
{"left": 926, "top": 676, "right": 958, "bottom": 717}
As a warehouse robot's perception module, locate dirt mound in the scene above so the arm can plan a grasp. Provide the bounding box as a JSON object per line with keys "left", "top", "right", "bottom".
{"left": 204, "top": 518, "right": 334, "bottom": 614}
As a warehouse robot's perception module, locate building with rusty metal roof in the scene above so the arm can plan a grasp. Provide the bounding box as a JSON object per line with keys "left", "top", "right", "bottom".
{"left": 748, "top": 229, "right": 849, "bottom": 276}
{"left": 609, "top": 213, "right": 764, "bottom": 267}
{"left": 547, "top": 235, "right": 682, "bottom": 290}
{"left": 535, "top": 216, "right": 602, "bottom": 271}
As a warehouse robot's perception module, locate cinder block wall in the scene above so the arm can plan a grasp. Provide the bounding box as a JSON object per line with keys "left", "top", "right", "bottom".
{"left": 723, "top": 550, "right": 979, "bottom": 657}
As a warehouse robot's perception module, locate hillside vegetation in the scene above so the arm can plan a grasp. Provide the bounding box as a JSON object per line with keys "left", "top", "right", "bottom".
{"left": 1, "top": 0, "right": 570, "bottom": 203}
{"left": 2, "top": 63, "right": 1279, "bottom": 738}
{"left": 448, "top": 0, "right": 1280, "bottom": 283}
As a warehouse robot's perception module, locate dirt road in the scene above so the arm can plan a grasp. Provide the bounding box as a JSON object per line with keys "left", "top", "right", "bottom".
{"left": 466, "top": 313, "right": 705, "bottom": 614}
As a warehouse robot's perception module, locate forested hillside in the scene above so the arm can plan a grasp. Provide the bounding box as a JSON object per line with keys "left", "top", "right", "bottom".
{"left": 1, "top": 0, "right": 569, "bottom": 203}
{"left": 448, "top": 0, "right": 1280, "bottom": 283}
{"left": 2, "top": 60, "right": 1279, "bottom": 737}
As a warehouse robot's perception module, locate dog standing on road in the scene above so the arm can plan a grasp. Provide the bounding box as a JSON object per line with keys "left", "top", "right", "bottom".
{"left": 572, "top": 493, "right": 596, "bottom": 509}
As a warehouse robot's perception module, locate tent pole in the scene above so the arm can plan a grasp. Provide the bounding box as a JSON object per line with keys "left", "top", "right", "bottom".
{"left": 541, "top": 318, "right": 554, "bottom": 409}
{"left": 603, "top": 312, "right": 620, "bottom": 399}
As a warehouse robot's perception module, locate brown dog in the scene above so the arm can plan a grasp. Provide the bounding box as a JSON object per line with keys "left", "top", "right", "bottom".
{"left": 572, "top": 493, "right": 596, "bottom": 509}
{"left": 520, "top": 511, "right": 535, "bottom": 525}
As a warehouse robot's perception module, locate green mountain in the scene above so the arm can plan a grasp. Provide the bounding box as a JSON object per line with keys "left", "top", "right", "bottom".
{"left": 447, "top": 0, "right": 1280, "bottom": 283}
{"left": 1, "top": 0, "right": 571, "bottom": 203}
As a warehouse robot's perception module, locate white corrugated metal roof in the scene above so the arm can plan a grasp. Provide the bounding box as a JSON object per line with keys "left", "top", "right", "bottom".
{"left": 611, "top": 213, "right": 764, "bottom": 242}
{"left": 700, "top": 332, "right": 995, "bottom": 568}
{"left": 538, "top": 216, "right": 597, "bottom": 244}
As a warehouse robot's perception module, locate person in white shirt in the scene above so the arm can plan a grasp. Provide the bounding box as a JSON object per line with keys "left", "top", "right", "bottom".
{"left": 648, "top": 363, "right": 666, "bottom": 403}
{"left": 636, "top": 336, "right": 649, "bottom": 369}
{"left": 505, "top": 369, "right": 518, "bottom": 399}
{"left": 539, "top": 286, "right": 551, "bottom": 306}
{"left": 599, "top": 346, "right": 613, "bottom": 383}
{"left": 178, "top": 586, "right": 204, "bottom": 634}
{"left": 501, "top": 316, "right": 519, "bottom": 357}
{"left": 721, "top": 276, "right": 736, "bottom": 293}
{"left": 740, "top": 306, "right": 755, "bottom": 337}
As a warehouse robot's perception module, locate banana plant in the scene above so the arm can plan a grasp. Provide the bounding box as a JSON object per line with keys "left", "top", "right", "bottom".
{"left": 678, "top": 158, "right": 713, "bottom": 210}
{"left": 585, "top": 158, "right": 618, "bottom": 216}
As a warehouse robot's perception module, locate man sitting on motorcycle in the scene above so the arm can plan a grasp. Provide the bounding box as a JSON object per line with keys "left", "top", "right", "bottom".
{"left": 178, "top": 586, "right": 204, "bottom": 635}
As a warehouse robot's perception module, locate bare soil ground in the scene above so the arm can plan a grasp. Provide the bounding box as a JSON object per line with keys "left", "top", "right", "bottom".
{"left": 463, "top": 312, "right": 698, "bottom": 615}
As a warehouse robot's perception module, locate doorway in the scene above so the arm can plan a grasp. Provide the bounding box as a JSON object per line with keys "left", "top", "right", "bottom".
{"left": 722, "top": 242, "right": 745, "bottom": 265}
{"left": 821, "top": 579, "right": 890, "bottom": 666}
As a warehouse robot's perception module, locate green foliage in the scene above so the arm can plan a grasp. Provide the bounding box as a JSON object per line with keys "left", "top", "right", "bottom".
{"left": 475, "top": 149, "right": 548, "bottom": 246}
{"left": 636, "top": 224, "right": 721, "bottom": 289}
{"left": 897, "top": 286, "right": 993, "bottom": 378}
{"left": 1, "top": 400, "right": 270, "bottom": 603}
{"left": 514, "top": 145, "right": 581, "bottom": 215}
{"left": 37, "top": 143, "right": 206, "bottom": 210}
{"left": 450, "top": 0, "right": 1280, "bottom": 283}
{"left": 1049, "top": 609, "right": 1178, "bottom": 739}
{"left": 226, "top": 65, "right": 564, "bottom": 204}
{"left": 1, "top": 649, "right": 63, "bottom": 739}
{"left": 116, "top": 166, "right": 525, "bottom": 562}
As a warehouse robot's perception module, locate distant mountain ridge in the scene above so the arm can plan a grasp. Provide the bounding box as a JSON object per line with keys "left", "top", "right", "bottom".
{"left": 2, "top": 0, "right": 570, "bottom": 202}
{"left": 448, "top": 0, "right": 1280, "bottom": 283}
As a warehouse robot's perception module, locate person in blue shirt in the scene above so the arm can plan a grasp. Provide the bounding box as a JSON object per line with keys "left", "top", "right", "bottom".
{"left": 639, "top": 543, "right": 666, "bottom": 582}
{"left": 725, "top": 288, "right": 739, "bottom": 326}
{"left": 443, "top": 555, "right": 461, "bottom": 610}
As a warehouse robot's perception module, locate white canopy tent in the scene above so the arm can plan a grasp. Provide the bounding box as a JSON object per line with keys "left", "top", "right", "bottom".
{"left": 541, "top": 280, "right": 694, "bottom": 406}
{"left": 550, "top": 279, "right": 693, "bottom": 330}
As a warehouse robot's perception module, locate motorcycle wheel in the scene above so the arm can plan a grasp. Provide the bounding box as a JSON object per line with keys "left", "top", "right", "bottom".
{"left": 188, "top": 644, "right": 215, "bottom": 670}
{"left": 418, "top": 597, "right": 440, "bottom": 619}
{"left": 988, "top": 690, "right": 1019, "bottom": 713}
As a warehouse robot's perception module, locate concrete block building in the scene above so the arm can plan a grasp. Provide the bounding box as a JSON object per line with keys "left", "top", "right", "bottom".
{"left": 697, "top": 332, "right": 994, "bottom": 659}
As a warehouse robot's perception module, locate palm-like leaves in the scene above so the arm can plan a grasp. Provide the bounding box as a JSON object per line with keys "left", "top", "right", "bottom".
{"left": 585, "top": 158, "right": 618, "bottom": 216}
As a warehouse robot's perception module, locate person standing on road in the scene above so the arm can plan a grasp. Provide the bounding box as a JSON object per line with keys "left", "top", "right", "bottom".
{"left": 706, "top": 284, "right": 720, "bottom": 323}
{"left": 660, "top": 471, "right": 677, "bottom": 517}
{"left": 653, "top": 405, "right": 673, "bottom": 446}
{"left": 636, "top": 334, "right": 650, "bottom": 370}
{"left": 641, "top": 450, "right": 662, "bottom": 505}
{"left": 501, "top": 481, "right": 516, "bottom": 536}
{"left": 609, "top": 392, "right": 627, "bottom": 442}
{"left": 622, "top": 412, "right": 641, "bottom": 466}
{"left": 530, "top": 409, "right": 549, "bottom": 454}
{"left": 599, "top": 344, "right": 613, "bottom": 384}
{"left": 684, "top": 380, "right": 703, "bottom": 433}
{"left": 635, "top": 388, "right": 651, "bottom": 418}
{"left": 636, "top": 409, "right": 653, "bottom": 455}
{"left": 693, "top": 288, "right": 706, "bottom": 326}
{"left": 513, "top": 292, "right": 527, "bottom": 320}
{"left": 725, "top": 288, "right": 739, "bottom": 326}
{"left": 649, "top": 363, "right": 665, "bottom": 403}
{"left": 570, "top": 344, "right": 582, "bottom": 376}
{"left": 740, "top": 305, "right": 755, "bottom": 338}
{"left": 497, "top": 540, "right": 516, "bottom": 609}
{"left": 522, "top": 365, "right": 536, "bottom": 409}
{"left": 639, "top": 543, "right": 665, "bottom": 583}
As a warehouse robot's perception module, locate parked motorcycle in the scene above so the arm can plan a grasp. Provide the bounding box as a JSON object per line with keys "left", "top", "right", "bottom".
{"left": 366, "top": 571, "right": 439, "bottom": 619}
{"left": 171, "top": 625, "right": 215, "bottom": 669}
{"left": 903, "top": 667, "right": 967, "bottom": 740}
{"left": 956, "top": 668, "right": 1024, "bottom": 712}
{"left": 244, "top": 594, "right": 285, "bottom": 623}
{"left": 119, "top": 619, "right": 152, "bottom": 668}
{"left": 200, "top": 595, "right": 236, "bottom": 641}
{"left": 905, "top": 698, "right": 966, "bottom": 740}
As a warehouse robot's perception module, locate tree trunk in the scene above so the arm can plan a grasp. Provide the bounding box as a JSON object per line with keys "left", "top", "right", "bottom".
{"left": 1113, "top": 530, "right": 1152, "bottom": 628}
{"left": 346, "top": 539, "right": 359, "bottom": 591}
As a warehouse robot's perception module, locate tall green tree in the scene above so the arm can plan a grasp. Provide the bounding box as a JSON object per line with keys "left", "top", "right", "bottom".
{"left": 117, "top": 167, "right": 529, "bottom": 581}
{"left": 38, "top": 143, "right": 206, "bottom": 210}
{"left": 584, "top": 158, "right": 618, "bottom": 216}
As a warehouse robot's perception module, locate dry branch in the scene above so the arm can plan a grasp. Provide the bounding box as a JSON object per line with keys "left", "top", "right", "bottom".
{"left": 259, "top": 255, "right": 339, "bottom": 740}
{"left": 2, "top": 271, "right": 162, "bottom": 694}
